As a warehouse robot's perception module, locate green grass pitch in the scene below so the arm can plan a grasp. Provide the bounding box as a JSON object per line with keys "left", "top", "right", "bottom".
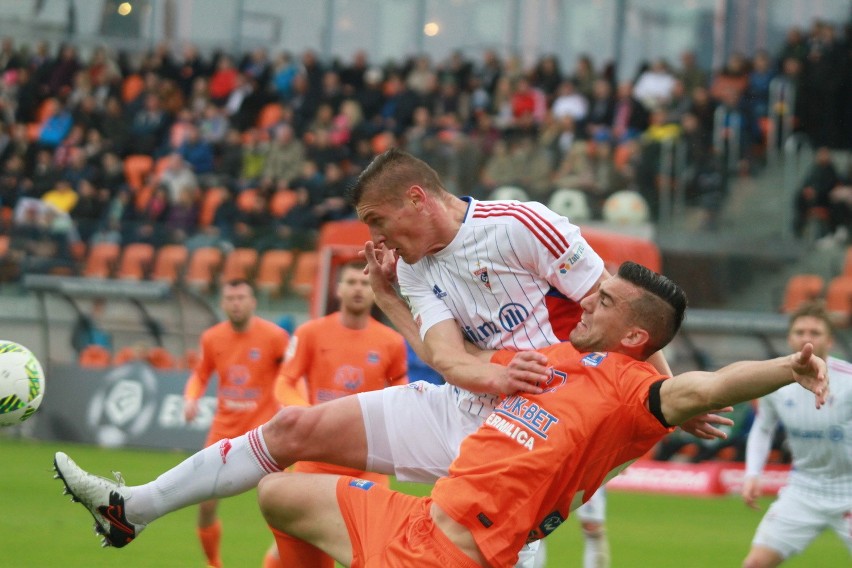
{"left": 1, "top": 437, "right": 844, "bottom": 567}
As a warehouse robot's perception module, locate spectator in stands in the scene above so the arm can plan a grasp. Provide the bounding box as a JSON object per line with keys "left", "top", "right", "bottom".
{"left": 157, "top": 152, "right": 199, "bottom": 204}
{"left": 746, "top": 50, "right": 776, "bottom": 127}
{"left": 178, "top": 124, "right": 215, "bottom": 176}
{"left": 633, "top": 58, "right": 678, "bottom": 111}
{"left": 677, "top": 50, "right": 708, "bottom": 94}
{"left": 209, "top": 54, "right": 239, "bottom": 106}
{"left": 529, "top": 53, "right": 563, "bottom": 100}
{"left": 257, "top": 186, "right": 318, "bottom": 253}
{"left": 41, "top": 179, "right": 79, "bottom": 214}
{"left": 551, "top": 78, "right": 589, "bottom": 125}
{"left": 100, "top": 96, "right": 131, "bottom": 156}
{"left": 611, "top": 80, "right": 649, "bottom": 143}
{"left": 585, "top": 78, "right": 616, "bottom": 140}
{"left": 163, "top": 187, "right": 199, "bottom": 244}
{"left": 262, "top": 123, "right": 305, "bottom": 188}
{"left": 238, "top": 128, "right": 268, "bottom": 189}
{"left": 129, "top": 92, "right": 169, "bottom": 155}
{"left": 8, "top": 200, "right": 76, "bottom": 276}
{"left": 38, "top": 98, "right": 74, "bottom": 149}
{"left": 0, "top": 154, "right": 27, "bottom": 210}
{"left": 232, "top": 189, "right": 273, "bottom": 249}
{"left": 70, "top": 179, "right": 106, "bottom": 242}
{"left": 793, "top": 147, "right": 840, "bottom": 239}
{"left": 571, "top": 53, "right": 598, "bottom": 101}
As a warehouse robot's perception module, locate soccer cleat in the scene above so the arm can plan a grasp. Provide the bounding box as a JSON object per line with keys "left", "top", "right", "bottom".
{"left": 53, "top": 451, "right": 146, "bottom": 548}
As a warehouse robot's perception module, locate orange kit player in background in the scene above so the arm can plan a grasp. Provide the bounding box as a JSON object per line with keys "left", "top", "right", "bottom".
{"left": 263, "top": 261, "right": 408, "bottom": 568}
{"left": 183, "top": 279, "right": 289, "bottom": 568}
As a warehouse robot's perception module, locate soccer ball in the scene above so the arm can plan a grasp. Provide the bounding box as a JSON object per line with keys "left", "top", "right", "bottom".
{"left": 0, "top": 341, "right": 46, "bottom": 427}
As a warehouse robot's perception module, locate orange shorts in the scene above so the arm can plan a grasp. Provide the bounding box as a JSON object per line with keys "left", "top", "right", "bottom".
{"left": 335, "top": 476, "right": 480, "bottom": 568}
{"left": 293, "top": 461, "right": 389, "bottom": 486}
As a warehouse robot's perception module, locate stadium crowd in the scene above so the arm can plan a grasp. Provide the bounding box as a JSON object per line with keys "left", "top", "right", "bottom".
{"left": 0, "top": 18, "right": 850, "bottom": 280}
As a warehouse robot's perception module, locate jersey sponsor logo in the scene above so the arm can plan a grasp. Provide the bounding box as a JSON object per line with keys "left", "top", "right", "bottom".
{"left": 227, "top": 364, "right": 250, "bottom": 385}
{"left": 219, "top": 439, "right": 232, "bottom": 463}
{"left": 581, "top": 352, "right": 607, "bottom": 367}
{"left": 828, "top": 426, "right": 844, "bottom": 442}
{"left": 249, "top": 348, "right": 261, "bottom": 361}
{"left": 485, "top": 395, "right": 560, "bottom": 450}
{"left": 538, "top": 510, "right": 565, "bottom": 537}
{"left": 460, "top": 303, "right": 531, "bottom": 345}
{"left": 473, "top": 266, "right": 491, "bottom": 289}
{"left": 334, "top": 365, "right": 364, "bottom": 391}
{"left": 432, "top": 284, "right": 447, "bottom": 299}
{"left": 498, "top": 302, "right": 529, "bottom": 332}
{"left": 558, "top": 243, "right": 586, "bottom": 275}
{"left": 348, "top": 479, "right": 375, "bottom": 490}
{"left": 367, "top": 351, "right": 380, "bottom": 364}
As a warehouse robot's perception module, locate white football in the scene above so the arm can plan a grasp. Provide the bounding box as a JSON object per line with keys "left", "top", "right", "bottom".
{"left": 0, "top": 341, "right": 46, "bottom": 427}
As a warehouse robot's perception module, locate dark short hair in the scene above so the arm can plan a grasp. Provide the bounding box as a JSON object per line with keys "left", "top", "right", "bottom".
{"left": 788, "top": 300, "right": 835, "bottom": 337}
{"left": 223, "top": 278, "right": 255, "bottom": 295}
{"left": 338, "top": 260, "right": 367, "bottom": 279}
{"left": 617, "top": 261, "right": 687, "bottom": 356}
{"left": 348, "top": 148, "right": 445, "bottom": 207}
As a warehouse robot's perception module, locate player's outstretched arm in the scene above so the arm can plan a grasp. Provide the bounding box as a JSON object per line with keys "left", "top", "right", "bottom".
{"left": 658, "top": 343, "right": 828, "bottom": 427}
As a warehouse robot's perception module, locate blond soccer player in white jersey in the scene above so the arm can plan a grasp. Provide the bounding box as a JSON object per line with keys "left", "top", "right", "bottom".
{"left": 54, "top": 149, "right": 730, "bottom": 568}
{"left": 742, "top": 301, "right": 852, "bottom": 567}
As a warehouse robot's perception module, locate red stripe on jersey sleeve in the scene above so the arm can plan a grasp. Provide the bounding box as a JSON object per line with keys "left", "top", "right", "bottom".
{"left": 474, "top": 202, "right": 570, "bottom": 258}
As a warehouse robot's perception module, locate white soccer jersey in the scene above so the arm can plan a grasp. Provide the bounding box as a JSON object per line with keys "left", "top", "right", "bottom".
{"left": 397, "top": 197, "right": 605, "bottom": 415}
{"left": 746, "top": 355, "right": 852, "bottom": 503}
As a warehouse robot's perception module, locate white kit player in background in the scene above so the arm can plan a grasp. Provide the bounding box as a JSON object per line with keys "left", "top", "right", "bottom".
{"left": 54, "top": 149, "right": 729, "bottom": 568}
{"left": 741, "top": 301, "right": 852, "bottom": 567}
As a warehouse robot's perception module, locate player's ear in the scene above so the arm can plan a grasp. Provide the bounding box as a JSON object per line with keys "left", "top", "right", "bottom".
{"left": 406, "top": 185, "right": 427, "bottom": 206}
{"left": 622, "top": 326, "right": 650, "bottom": 352}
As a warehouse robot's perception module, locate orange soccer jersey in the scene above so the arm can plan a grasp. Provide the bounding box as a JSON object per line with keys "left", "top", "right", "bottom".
{"left": 185, "top": 316, "right": 289, "bottom": 441}
{"left": 278, "top": 312, "right": 408, "bottom": 404}
{"left": 430, "top": 343, "right": 673, "bottom": 567}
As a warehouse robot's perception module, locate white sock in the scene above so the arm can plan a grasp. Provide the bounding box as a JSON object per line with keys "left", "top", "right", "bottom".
{"left": 125, "top": 426, "right": 280, "bottom": 525}
{"left": 583, "top": 531, "right": 610, "bottom": 568}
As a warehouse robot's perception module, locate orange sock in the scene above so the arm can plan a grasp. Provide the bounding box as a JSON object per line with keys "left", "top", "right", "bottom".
{"left": 270, "top": 526, "right": 334, "bottom": 568}
{"left": 198, "top": 520, "right": 222, "bottom": 568}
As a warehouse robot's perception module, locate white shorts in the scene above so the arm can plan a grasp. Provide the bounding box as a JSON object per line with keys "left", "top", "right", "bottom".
{"left": 357, "top": 381, "right": 542, "bottom": 567}
{"left": 752, "top": 485, "right": 852, "bottom": 559}
{"left": 358, "top": 381, "right": 482, "bottom": 483}
{"left": 575, "top": 487, "right": 607, "bottom": 524}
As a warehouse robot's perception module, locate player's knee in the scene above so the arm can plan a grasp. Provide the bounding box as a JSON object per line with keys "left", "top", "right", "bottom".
{"left": 265, "top": 406, "right": 319, "bottom": 459}
{"left": 257, "top": 475, "right": 282, "bottom": 525}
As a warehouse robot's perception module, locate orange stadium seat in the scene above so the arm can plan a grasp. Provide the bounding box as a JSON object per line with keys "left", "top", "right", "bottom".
{"left": 236, "top": 188, "right": 260, "bottom": 213}
{"left": 842, "top": 248, "right": 852, "bottom": 277}
{"left": 269, "top": 189, "right": 298, "bottom": 218}
{"left": 255, "top": 250, "right": 295, "bottom": 297}
{"left": 257, "top": 102, "right": 285, "bottom": 129}
{"left": 289, "top": 251, "right": 318, "bottom": 299}
{"left": 151, "top": 244, "right": 189, "bottom": 284}
{"left": 185, "top": 246, "right": 223, "bottom": 291}
{"left": 316, "top": 219, "right": 371, "bottom": 249}
{"left": 83, "top": 242, "right": 121, "bottom": 279}
{"left": 0, "top": 234, "right": 9, "bottom": 257}
{"left": 116, "top": 243, "right": 155, "bottom": 280}
{"left": 198, "top": 187, "right": 228, "bottom": 228}
{"left": 78, "top": 345, "right": 111, "bottom": 368}
{"left": 780, "top": 274, "right": 824, "bottom": 313}
{"left": 146, "top": 347, "right": 177, "bottom": 369}
{"left": 124, "top": 154, "right": 155, "bottom": 191}
{"left": 121, "top": 74, "right": 145, "bottom": 103}
{"left": 182, "top": 348, "right": 200, "bottom": 370}
{"left": 112, "top": 345, "right": 144, "bottom": 366}
{"left": 220, "top": 247, "right": 259, "bottom": 285}
{"left": 825, "top": 275, "right": 852, "bottom": 327}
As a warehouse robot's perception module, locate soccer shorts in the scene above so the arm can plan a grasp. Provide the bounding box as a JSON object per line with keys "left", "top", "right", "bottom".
{"left": 336, "top": 476, "right": 481, "bottom": 568}
{"left": 293, "top": 461, "right": 389, "bottom": 486}
{"left": 575, "top": 487, "right": 607, "bottom": 524}
{"left": 357, "top": 381, "right": 482, "bottom": 484}
{"left": 357, "top": 381, "right": 542, "bottom": 568}
{"left": 752, "top": 485, "right": 852, "bottom": 558}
